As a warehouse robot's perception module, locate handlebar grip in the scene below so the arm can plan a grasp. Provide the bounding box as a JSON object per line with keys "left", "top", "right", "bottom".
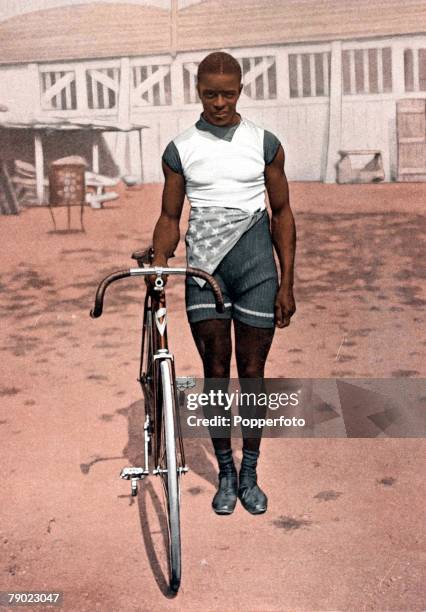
{"left": 186, "top": 267, "right": 225, "bottom": 314}
{"left": 90, "top": 270, "right": 132, "bottom": 318}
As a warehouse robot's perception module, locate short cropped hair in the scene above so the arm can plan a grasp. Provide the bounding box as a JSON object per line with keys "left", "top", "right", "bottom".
{"left": 197, "top": 52, "right": 242, "bottom": 83}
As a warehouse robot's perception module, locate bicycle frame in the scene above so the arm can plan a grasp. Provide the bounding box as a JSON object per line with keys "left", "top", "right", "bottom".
{"left": 139, "top": 286, "right": 186, "bottom": 476}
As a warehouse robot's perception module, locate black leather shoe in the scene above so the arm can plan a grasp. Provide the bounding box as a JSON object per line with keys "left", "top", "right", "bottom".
{"left": 238, "top": 478, "right": 268, "bottom": 514}
{"left": 212, "top": 472, "right": 238, "bottom": 515}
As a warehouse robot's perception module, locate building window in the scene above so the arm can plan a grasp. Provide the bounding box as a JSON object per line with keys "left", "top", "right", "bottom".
{"left": 342, "top": 47, "right": 392, "bottom": 95}
{"left": 240, "top": 56, "right": 277, "bottom": 100}
{"left": 40, "top": 70, "right": 77, "bottom": 110}
{"left": 86, "top": 68, "right": 120, "bottom": 110}
{"left": 132, "top": 64, "right": 172, "bottom": 106}
{"left": 288, "top": 52, "right": 330, "bottom": 98}
{"left": 404, "top": 48, "right": 426, "bottom": 92}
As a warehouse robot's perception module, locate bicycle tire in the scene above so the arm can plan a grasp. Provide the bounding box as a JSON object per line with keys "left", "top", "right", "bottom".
{"left": 159, "top": 359, "right": 181, "bottom": 593}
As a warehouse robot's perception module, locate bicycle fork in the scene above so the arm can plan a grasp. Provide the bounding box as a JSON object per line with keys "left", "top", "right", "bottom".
{"left": 120, "top": 415, "right": 151, "bottom": 496}
{"left": 119, "top": 417, "right": 188, "bottom": 497}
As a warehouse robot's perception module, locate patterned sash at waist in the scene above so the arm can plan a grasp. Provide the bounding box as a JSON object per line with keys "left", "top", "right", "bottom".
{"left": 185, "top": 206, "right": 266, "bottom": 287}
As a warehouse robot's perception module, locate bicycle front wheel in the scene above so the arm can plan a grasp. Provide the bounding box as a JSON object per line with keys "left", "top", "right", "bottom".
{"left": 159, "top": 359, "right": 181, "bottom": 593}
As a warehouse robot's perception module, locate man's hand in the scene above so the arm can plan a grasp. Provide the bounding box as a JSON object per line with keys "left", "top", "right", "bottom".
{"left": 274, "top": 285, "right": 296, "bottom": 328}
{"left": 145, "top": 256, "right": 169, "bottom": 291}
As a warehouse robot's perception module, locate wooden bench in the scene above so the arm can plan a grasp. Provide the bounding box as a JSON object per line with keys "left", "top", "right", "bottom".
{"left": 337, "top": 150, "right": 385, "bottom": 184}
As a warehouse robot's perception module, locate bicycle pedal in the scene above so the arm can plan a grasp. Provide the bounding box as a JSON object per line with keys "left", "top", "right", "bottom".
{"left": 120, "top": 467, "right": 147, "bottom": 480}
{"left": 176, "top": 376, "right": 196, "bottom": 391}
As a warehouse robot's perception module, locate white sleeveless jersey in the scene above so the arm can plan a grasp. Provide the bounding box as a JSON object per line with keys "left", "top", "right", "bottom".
{"left": 173, "top": 117, "right": 267, "bottom": 214}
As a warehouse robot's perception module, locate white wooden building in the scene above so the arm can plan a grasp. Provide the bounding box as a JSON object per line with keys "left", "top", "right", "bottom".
{"left": 0, "top": 0, "right": 425, "bottom": 200}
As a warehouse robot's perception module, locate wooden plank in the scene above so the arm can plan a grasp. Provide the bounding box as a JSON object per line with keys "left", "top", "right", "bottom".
{"left": 276, "top": 47, "right": 290, "bottom": 101}
{"left": 65, "top": 74, "right": 73, "bottom": 110}
{"left": 129, "top": 129, "right": 141, "bottom": 175}
{"left": 75, "top": 64, "right": 88, "bottom": 111}
{"left": 363, "top": 48, "right": 369, "bottom": 94}
{"left": 325, "top": 40, "right": 342, "bottom": 182}
{"left": 90, "top": 70, "right": 99, "bottom": 109}
{"left": 309, "top": 53, "right": 316, "bottom": 96}
{"left": 349, "top": 49, "right": 356, "bottom": 94}
{"left": 139, "top": 129, "right": 144, "bottom": 183}
{"left": 45, "top": 72, "right": 53, "bottom": 108}
{"left": 101, "top": 70, "right": 109, "bottom": 109}
{"left": 249, "top": 57, "right": 256, "bottom": 98}
{"left": 377, "top": 48, "right": 384, "bottom": 93}
{"left": 118, "top": 56, "right": 130, "bottom": 124}
{"left": 264, "top": 57, "right": 270, "bottom": 99}
{"left": 188, "top": 64, "right": 196, "bottom": 103}
{"left": 92, "top": 136, "right": 100, "bottom": 174}
{"left": 132, "top": 65, "right": 142, "bottom": 106}
{"left": 159, "top": 71, "right": 166, "bottom": 105}
{"left": 34, "top": 132, "right": 45, "bottom": 204}
{"left": 391, "top": 40, "right": 405, "bottom": 95}
{"left": 147, "top": 65, "right": 154, "bottom": 105}
{"left": 29, "top": 63, "right": 41, "bottom": 115}
{"left": 413, "top": 48, "right": 420, "bottom": 92}
{"left": 0, "top": 162, "right": 19, "bottom": 215}
{"left": 296, "top": 54, "right": 303, "bottom": 97}
{"left": 170, "top": 57, "right": 184, "bottom": 107}
{"left": 55, "top": 72, "right": 62, "bottom": 108}
{"left": 323, "top": 52, "right": 329, "bottom": 95}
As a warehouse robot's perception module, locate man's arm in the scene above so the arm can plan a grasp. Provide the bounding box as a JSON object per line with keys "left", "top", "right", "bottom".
{"left": 264, "top": 145, "right": 296, "bottom": 328}
{"left": 152, "top": 161, "right": 186, "bottom": 266}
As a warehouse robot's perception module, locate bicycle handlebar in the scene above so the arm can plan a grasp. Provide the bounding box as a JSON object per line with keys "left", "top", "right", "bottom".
{"left": 90, "top": 266, "right": 225, "bottom": 318}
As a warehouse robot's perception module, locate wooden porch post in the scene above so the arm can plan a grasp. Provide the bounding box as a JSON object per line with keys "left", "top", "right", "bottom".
{"left": 276, "top": 46, "right": 290, "bottom": 102}
{"left": 34, "top": 131, "right": 45, "bottom": 204}
{"left": 170, "top": 54, "right": 184, "bottom": 107}
{"left": 139, "top": 129, "right": 144, "bottom": 183}
{"left": 75, "top": 64, "right": 89, "bottom": 111}
{"left": 92, "top": 132, "right": 100, "bottom": 174}
{"left": 116, "top": 57, "right": 131, "bottom": 174}
{"left": 392, "top": 40, "right": 406, "bottom": 96}
{"left": 325, "top": 40, "right": 342, "bottom": 183}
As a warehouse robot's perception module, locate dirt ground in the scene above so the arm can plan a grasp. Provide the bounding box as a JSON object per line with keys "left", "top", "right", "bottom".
{"left": 0, "top": 182, "right": 425, "bottom": 611}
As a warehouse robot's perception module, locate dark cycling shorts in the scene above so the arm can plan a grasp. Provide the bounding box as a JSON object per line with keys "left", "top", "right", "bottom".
{"left": 185, "top": 210, "right": 278, "bottom": 329}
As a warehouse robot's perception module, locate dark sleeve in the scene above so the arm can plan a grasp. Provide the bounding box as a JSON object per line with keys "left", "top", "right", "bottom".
{"left": 263, "top": 130, "right": 281, "bottom": 165}
{"left": 161, "top": 141, "right": 184, "bottom": 175}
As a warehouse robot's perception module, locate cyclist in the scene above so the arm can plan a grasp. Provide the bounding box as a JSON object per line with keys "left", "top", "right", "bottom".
{"left": 150, "top": 51, "right": 296, "bottom": 515}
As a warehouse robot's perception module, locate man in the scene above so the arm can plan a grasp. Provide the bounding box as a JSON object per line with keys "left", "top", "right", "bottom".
{"left": 150, "top": 51, "right": 296, "bottom": 515}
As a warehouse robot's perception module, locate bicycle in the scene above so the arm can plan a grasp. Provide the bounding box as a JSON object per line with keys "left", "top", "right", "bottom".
{"left": 90, "top": 247, "right": 224, "bottom": 593}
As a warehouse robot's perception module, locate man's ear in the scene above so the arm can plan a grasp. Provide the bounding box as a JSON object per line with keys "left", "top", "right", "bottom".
{"left": 239, "top": 83, "right": 243, "bottom": 95}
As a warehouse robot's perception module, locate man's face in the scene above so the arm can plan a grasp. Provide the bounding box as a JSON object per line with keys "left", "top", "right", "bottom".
{"left": 197, "top": 72, "right": 243, "bottom": 126}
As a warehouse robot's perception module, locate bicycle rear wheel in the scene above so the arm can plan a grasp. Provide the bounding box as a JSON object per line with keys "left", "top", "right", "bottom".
{"left": 159, "top": 359, "right": 181, "bottom": 593}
